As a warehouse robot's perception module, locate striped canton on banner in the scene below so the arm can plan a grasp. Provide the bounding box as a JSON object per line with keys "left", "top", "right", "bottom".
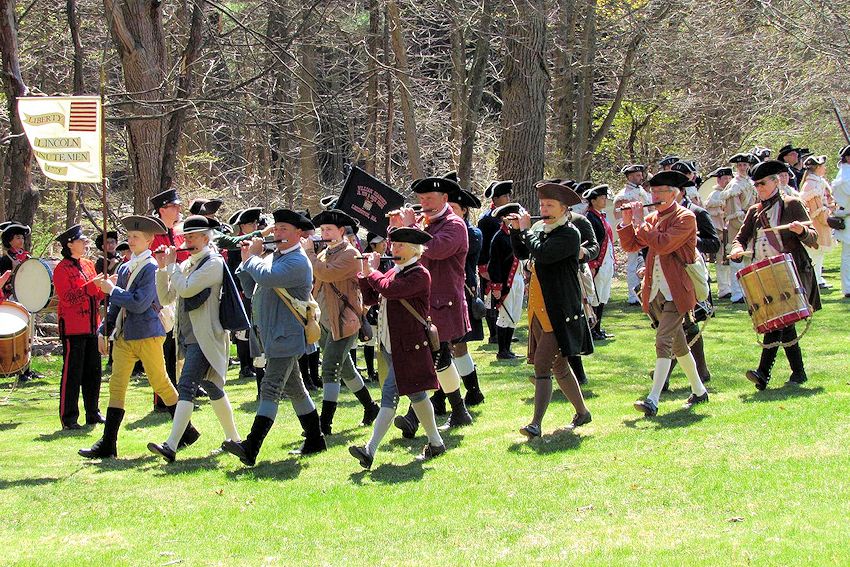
{"left": 69, "top": 100, "right": 98, "bottom": 132}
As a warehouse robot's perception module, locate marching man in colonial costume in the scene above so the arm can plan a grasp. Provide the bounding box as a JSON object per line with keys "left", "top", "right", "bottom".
{"left": 583, "top": 184, "right": 615, "bottom": 341}
{"left": 613, "top": 165, "right": 650, "bottom": 305}
{"left": 488, "top": 202, "right": 525, "bottom": 359}
{"left": 704, "top": 167, "right": 732, "bottom": 296}
{"left": 730, "top": 160, "right": 820, "bottom": 390}
{"left": 832, "top": 145, "right": 850, "bottom": 298}
{"left": 723, "top": 153, "right": 759, "bottom": 303}
{"left": 148, "top": 215, "right": 242, "bottom": 462}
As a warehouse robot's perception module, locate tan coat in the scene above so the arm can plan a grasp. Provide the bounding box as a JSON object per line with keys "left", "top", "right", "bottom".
{"left": 617, "top": 203, "right": 698, "bottom": 316}
{"left": 308, "top": 241, "right": 362, "bottom": 340}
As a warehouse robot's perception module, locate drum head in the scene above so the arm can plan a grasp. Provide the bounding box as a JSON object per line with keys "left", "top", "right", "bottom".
{"left": 13, "top": 259, "right": 54, "bottom": 312}
{"left": 0, "top": 302, "right": 29, "bottom": 337}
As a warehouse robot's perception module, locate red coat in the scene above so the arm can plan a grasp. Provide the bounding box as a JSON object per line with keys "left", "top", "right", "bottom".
{"left": 150, "top": 228, "right": 190, "bottom": 262}
{"left": 54, "top": 257, "right": 104, "bottom": 336}
{"left": 420, "top": 209, "right": 470, "bottom": 342}
{"left": 360, "top": 264, "right": 440, "bottom": 396}
{"left": 617, "top": 203, "right": 698, "bottom": 315}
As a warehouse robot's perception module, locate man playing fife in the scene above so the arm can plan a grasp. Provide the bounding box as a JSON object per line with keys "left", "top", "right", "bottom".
{"left": 618, "top": 171, "right": 709, "bottom": 417}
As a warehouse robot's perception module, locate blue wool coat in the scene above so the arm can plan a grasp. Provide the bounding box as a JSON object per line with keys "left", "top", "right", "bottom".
{"left": 236, "top": 248, "right": 313, "bottom": 359}
{"left": 100, "top": 260, "right": 166, "bottom": 340}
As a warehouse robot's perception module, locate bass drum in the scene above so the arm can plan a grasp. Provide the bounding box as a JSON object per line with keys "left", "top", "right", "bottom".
{"left": 0, "top": 301, "right": 31, "bottom": 376}
{"left": 13, "top": 258, "right": 59, "bottom": 313}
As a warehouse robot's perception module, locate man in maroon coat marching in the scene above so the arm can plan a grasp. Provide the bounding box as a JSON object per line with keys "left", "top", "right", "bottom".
{"left": 389, "top": 176, "right": 475, "bottom": 435}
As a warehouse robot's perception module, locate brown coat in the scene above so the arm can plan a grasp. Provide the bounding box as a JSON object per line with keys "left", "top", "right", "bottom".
{"left": 733, "top": 195, "right": 821, "bottom": 312}
{"left": 308, "top": 241, "right": 363, "bottom": 340}
{"left": 617, "top": 203, "right": 698, "bottom": 316}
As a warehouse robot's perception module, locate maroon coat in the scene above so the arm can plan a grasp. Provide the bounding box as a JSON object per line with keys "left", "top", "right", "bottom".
{"left": 360, "top": 263, "right": 440, "bottom": 396}
{"left": 420, "top": 208, "right": 470, "bottom": 341}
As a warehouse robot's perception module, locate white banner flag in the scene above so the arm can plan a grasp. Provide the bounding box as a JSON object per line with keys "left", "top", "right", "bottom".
{"left": 17, "top": 96, "right": 102, "bottom": 183}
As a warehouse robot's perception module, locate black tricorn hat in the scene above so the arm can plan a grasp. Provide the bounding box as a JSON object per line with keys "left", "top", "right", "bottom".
{"left": 231, "top": 208, "right": 262, "bottom": 226}
{"left": 534, "top": 181, "right": 582, "bottom": 207}
{"left": 411, "top": 176, "right": 461, "bottom": 195}
{"left": 116, "top": 241, "right": 130, "bottom": 252}
{"left": 449, "top": 189, "right": 481, "bottom": 209}
{"left": 94, "top": 230, "right": 118, "bottom": 250}
{"left": 621, "top": 164, "right": 646, "bottom": 175}
{"left": 648, "top": 171, "right": 689, "bottom": 187}
{"left": 182, "top": 215, "right": 221, "bottom": 234}
{"left": 658, "top": 155, "right": 680, "bottom": 167}
{"left": 312, "top": 209, "right": 359, "bottom": 230}
{"left": 583, "top": 184, "right": 610, "bottom": 201}
{"left": 671, "top": 161, "right": 696, "bottom": 174}
{"left": 272, "top": 209, "right": 314, "bottom": 231}
{"left": 483, "top": 180, "right": 513, "bottom": 200}
{"left": 388, "top": 226, "right": 432, "bottom": 245}
{"left": 121, "top": 215, "right": 168, "bottom": 235}
{"left": 574, "top": 181, "right": 593, "bottom": 195}
{"left": 802, "top": 154, "right": 827, "bottom": 168}
{"left": 777, "top": 144, "right": 798, "bottom": 159}
{"left": 492, "top": 202, "right": 522, "bottom": 219}
{"left": 748, "top": 160, "right": 787, "bottom": 181}
{"left": 189, "top": 198, "right": 223, "bottom": 216}
{"left": 150, "top": 188, "right": 181, "bottom": 211}
{"left": 56, "top": 224, "right": 87, "bottom": 246}
{"left": 729, "top": 152, "right": 759, "bottom": 165}
{"left": 707, "top": 167, "right": 733, "bottom": 179}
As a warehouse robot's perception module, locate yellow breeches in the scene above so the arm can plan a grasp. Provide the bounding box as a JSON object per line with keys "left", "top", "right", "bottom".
{"left": 108, "top": 336, "right": 178, "bottom": 408}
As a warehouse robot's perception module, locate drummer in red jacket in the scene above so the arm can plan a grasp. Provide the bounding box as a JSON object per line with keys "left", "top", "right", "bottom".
{"left": 729, "top": 160, "right": 820, "bottom": 390}
{"left": 54, "top": 225, "right": 106, "bottom": 429}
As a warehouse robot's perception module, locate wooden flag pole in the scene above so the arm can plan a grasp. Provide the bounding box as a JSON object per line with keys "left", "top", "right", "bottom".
{"left": 99, "top": 65, "right": 108, "bottom": 279}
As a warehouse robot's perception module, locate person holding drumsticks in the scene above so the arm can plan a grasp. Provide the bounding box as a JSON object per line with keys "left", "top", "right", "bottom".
{"left": 54, "top": 225, "right": 106, "bottom": 430}
{"left": 507, "top": 182, "right": 592, "bottom": 438}
{"left": 618, "top": 171, "right": 709, "bottom": 417}
{"left": 729, "top": 160, "right": 820, "bottom": 390}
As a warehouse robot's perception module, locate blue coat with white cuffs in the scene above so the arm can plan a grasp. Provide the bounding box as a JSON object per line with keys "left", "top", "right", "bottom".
{"left": 100, "top": 260, "right": 166, "bottom": 340}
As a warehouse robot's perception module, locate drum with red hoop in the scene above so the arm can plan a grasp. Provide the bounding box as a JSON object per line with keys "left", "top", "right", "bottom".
{"left": 0, "top": 301, "right": 31, "bottom": 376}
{"left": 736, "top": 253, "right": 812, "bottom": 334}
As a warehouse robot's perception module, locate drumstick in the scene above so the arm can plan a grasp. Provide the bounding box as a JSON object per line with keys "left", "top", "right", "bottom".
{"left": 761, "top": 220, "right": 813, "bottom": 232}
{"left": 726, "top": 250, "right": 753, "bottom": 260}
{"left": 355, "top": 255, "right": 401, "bottom": 260}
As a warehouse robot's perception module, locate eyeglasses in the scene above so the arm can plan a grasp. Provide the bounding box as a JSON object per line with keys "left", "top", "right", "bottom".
{"left": 754, "top": 180, "right": 771, "bottom": 187}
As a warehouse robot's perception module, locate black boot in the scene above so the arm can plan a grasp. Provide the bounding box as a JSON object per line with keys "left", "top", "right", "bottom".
{"left": 430, "top": 388, "right": 447, "bottom": 416}
{"left": 320, "top": 400, "right": 337, "bottom": 435}
{"left": 363, "top": 345, "right": 376, "bottom": 381}
{"left": 462, "top": 370, "right": 484, "bottom": 406}
{"left": 79, "top": 407, "right": 124, "bottom": 459}
{"left": 255, "top": 370, "right": 264, "bottom": 397}
{"left": 353, "top": 386, "right": 380, "bottom": 426}
{"left": 496, "top": 327, "right": 515, "bottom": 360}
{"left": 222, "top": 414, "right": 274, "bottom": 467}
{"left": 291, "top": 410, "right": 327, "bottom": 455}
{"left": 690, "top": 337, "right": 711, "bottom": 383}
{"left": 393, "top": 404, "right": 419, "bottom": 439}
{"left": 486, "top": 309, "right": 498, "bottom": 344}
{"left": 309, "top": 351, "right": 322, "bottom": 389}
{"left": 785, "top": 343, "right": 807, "bottom": 384}
{"left": 441, "top": 389, "right": 473, "bottom": 429}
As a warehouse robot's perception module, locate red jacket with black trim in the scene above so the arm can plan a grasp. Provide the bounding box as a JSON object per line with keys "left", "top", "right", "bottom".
{"left": 54, "top": 257, "right": 104, "bottom": 336}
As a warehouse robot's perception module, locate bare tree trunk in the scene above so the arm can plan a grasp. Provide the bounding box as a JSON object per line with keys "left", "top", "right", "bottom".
{"left": 365, "top": 0, "right": 380, "bottom": 176}
{"left": 497, "top": 0, "right": 549, "bottom": 207}
{"left": 383, "top": 9, "right": 395, "bottom": 185}
{"left": 297, "top": 38, "right": 321, "bottom": 211}
{"left": 65, "top": 0, "right": 85, "bottom": 228}
{"left": 447, "top": 0, "right": 466, "bottom": 161}
{"left": 266, "top": 4, "right": 297, "bottom": 207}
{"left": 104, "top": 0, "right": 167, "bottom": 213}
{"left": 457, "top": 0, "right": 494, "bottom": 191}
{"left": 572, "top": 0, "right": 596, "bottom": 181}
{"left": 0, "top": 0, "right": 37, "bottom": 230}
{"left": 387, "top": 0, "right": 424, "bottom": 180}
{"left": 552, "top": 0, "right": 578, "bottom": 178}
{"left": 160, "top": 1, "right": 208, "bottom": 195}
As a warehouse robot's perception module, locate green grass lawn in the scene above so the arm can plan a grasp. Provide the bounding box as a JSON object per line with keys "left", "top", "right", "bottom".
{"left": 1, "top": 250, "right": 848, "bottom": 566}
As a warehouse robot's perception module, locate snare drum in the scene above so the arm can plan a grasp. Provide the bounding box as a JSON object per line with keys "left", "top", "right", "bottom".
{"left": 736, "top": 253, "right": 812, "bottom": 334}
{"left": 13, "top": 258, "right": 59, "bottom": 313}
{"left": 0, "top": 301, "right": 31, "bottom": 376}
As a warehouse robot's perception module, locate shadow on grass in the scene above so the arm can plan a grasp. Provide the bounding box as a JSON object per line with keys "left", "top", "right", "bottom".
{"left": 0, "top": 476, "right": 63, "bottom": 490}
{"left": 507, "top": 428, "right": 586, "bottom": 455}
{"left": 84, "top": 455, "right": 157, "bottom": 472}
{"left": 349, "top": 459, "right": 427, "bottom": 485}
{"left": 152, "top": 454, "right": 223, "bottom": 475}
{"left": 739, "top": 384, "right": 824, "bottom": 403}
{"left": 35, "top": 426, "right": 94, "bottom": 442}
{"left": 623, "top": 406, "right": 709, "bottom": 429}
{"left": 125, "top": 411, "right": 171, "bottom": 430}
{"left": 226, "top": 457, "right": 302, "bottom": 481}
{"left": 0, "top": 422, "right": 20, "bottom": 431}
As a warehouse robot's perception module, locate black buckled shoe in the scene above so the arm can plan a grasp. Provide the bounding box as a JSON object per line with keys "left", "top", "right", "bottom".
{"left": 416, "top": 443, "right": 446, "bottom": 461}
{"left": 519, "top": 423, "right": 541, "bottom": 439}
{"left": 222, "top": 439, "right": 254, "bottom": 466}
{"left": 788, "top": 371, "right": 808, "bottom": 385}
{"left": 683, "top": 392, "right": 709, "bottom": 409}
{"left": 63, "top": 423, "right": 83, "bottom": 430}
{"left": 290, "top": 435, "right": 327, "bottom": 456}
{"left": 440, "top": 408, "right": 473, "bottom": 430}
{"left": 147, "top": 442, "right": 176, "bottom": 463}
{"left": 569, "top": 412, "right": 592, "bottom": 429}
{"left": 746, "top": 369, "right": 769, "bottom": 391}
{"left": 348, "top": 445, "right": 374, "bottom": 470}
{"left": 79, "top": 437, "right": 117, "bottom": 459}
{"left": 393, "top": 414, "right": 418, "bottom": 439}
{"left": 633, "top": 398, "right": 658, "bottom": 417}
